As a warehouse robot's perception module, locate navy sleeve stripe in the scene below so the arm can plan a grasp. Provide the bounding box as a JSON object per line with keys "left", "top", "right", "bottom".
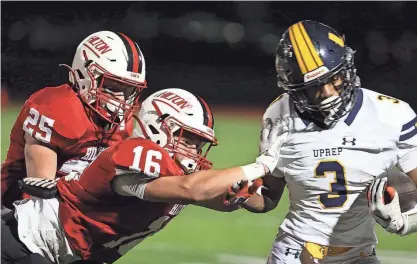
{"left": 401, "top": 116, "right": 417, "bottom": 132}
{"left": 399, "top": 127, "right": 417, "bottom": 141}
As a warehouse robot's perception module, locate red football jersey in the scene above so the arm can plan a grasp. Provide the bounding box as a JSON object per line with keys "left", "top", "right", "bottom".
{"left": 1, "top": 84, "right": 134, "bottom": 208}
{"left": 57, "top": 137, "right": 185, "bottom": 263}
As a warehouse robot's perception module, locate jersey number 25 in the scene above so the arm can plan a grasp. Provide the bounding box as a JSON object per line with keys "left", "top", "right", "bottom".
{"left": 22, "top": 107, "right": 55, "bottom": 143}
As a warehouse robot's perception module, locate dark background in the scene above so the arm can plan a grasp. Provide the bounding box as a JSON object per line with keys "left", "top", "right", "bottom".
{"left": 2, "top": 1, "right": 417, "bottom": 108}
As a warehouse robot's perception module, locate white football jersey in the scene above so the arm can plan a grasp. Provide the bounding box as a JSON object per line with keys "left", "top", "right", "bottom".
{"left": 261, "top": 88, "right": 417, "bottom": 247}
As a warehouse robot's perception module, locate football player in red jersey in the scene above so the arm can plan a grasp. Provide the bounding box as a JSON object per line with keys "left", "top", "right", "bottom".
{"left": 1, "top": 30, "right": 147, "bottom": 210}
{"left": 2, "top": 88, "right": 288, "bottom": 264}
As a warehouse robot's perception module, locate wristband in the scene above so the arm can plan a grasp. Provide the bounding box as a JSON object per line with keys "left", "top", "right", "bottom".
{"left": 240, "top": 162, "right": 267, "bottom": 182}
{"left": 399, "top": 205, "right": 417, "bottom": 236}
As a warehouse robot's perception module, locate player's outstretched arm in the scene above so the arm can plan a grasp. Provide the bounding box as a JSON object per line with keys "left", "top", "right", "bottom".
{"left": 195, "top": 194, "right": 240, "bottom": 212}
{"left": 116, "top": 131, "right": 288, "bottom": 208}
{"left": 144, "top": 131, "right": 287, "bottom": 205}
{"left": 143, "top": 166, "right": 261, "bottom": 205}
{"left": 24, "top": 133, "right": 58, "bottom": 180}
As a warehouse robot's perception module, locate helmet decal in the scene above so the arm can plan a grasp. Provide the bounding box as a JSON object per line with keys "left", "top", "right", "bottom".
{"left": 289, "top": 22, "right": 324, "bottom": 74}
{"left": 328, "top": 32, "right": 345, "bottom": 47}
{"left": 84, "top": 35, "right": 113, "bottom": 56}
{"left": 196, "top": 96, "right": 214, "bottom": 129}
{"left": 116, "top": 32, "right": 143, "bottom": 74}
{"left": 154, "top": 90, "right": 192, "bottom": 110}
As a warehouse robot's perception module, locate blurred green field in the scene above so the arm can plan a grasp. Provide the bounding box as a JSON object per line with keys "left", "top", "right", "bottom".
{"left": 1, "top": 105, "right": 416, "bottom": 264}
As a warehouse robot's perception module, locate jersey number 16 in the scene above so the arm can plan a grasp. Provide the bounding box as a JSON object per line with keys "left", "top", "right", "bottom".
{"left": 129, "top": 146, "right": 162, "bottom": 178}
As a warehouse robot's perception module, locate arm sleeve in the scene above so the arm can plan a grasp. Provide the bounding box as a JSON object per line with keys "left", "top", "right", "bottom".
{"left": 396, "top": 103, "right": 417, "bottom": 173}
{"left": 112, "top": 173, "right": 152, "bottom": 199}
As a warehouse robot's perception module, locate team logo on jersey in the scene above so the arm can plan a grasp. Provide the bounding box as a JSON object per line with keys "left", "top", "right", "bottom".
{"left": 284, "top": 247, "right": 301, "bottom": 259}
{"left": 81, "top": 146, "right": 107, "bottom": 161}
{"left": 313, "top": 147, "right": 343, "bottom": 157}
{"left": 342, "top": 136, "right": 356, "bottom": 146}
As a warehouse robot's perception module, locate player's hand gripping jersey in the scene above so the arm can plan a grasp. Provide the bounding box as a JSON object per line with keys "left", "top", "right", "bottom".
{"left": 261, "top": 88, "right": 417, "bottom": 247}
{"left": 57, "top": 137, "right": 185, "bottom": 263}
{"left": 1, "top": 84, "right": 134, "bottom": 208}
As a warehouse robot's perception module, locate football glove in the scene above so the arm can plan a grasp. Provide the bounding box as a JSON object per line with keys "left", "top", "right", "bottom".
{"left": 368, "top": 177, "right": 404, "bottom": 233}
{"left": 18, "top": 177, "right": 59, "bottom": 199}
{"left": 256, "top": 129, "right": 289, "bottom": 174}
{"left": 224, "top": 178, "right": 263, "bottom": 205}
{"left": 240, "top": 129, "right": 289, "bottom": 181}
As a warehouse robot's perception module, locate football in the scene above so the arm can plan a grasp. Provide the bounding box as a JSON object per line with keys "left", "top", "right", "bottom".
{"left": 385, "top": 169, "right": 417, "bottom": 212}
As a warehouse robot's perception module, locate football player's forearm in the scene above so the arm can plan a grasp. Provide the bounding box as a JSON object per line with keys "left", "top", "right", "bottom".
{"left": 196, "top": 195, "right": 240, "bottom": 212}
{"left": 182, "top": 167, "right": 250, "bottom": 202}
{"left": 144, "top": 166, "right": 264, "bottom": 204}
{"left": 242, "top": 174, "right": 286, "bottom": 213}
{"left": 242, "top": 195, "right": 266, "bottom": 213}
{"left": 24, "top": 134, "right": 58, "bottom": 180}
{"left": 142, "top": 176, "right": 196, "bottom": 204}
{"left": 142, "top": 168, "right": 245, "bottom": 205}
{"left": 406, "top": 167, "right": 417, "bottom": 188}
{"left": 242, "top": 195, "right": 278, "bottom": 213}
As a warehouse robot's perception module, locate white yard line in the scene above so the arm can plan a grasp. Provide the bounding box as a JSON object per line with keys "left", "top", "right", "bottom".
{"left": 136, "top": 244, "right": 417, "bottom": 264}
{"left": 216, "top": 250, "right": 417, "bottom": 264}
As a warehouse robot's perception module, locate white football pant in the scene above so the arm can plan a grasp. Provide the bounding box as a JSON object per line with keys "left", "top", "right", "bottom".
{"left": 267, "top": 229, "right": 380, "bottom": 264}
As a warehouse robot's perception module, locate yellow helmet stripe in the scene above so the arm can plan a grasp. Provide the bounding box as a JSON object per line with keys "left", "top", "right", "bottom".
{"left": 290, "top": 23, "right": 319, "bottom": 73}
{"left": 298, "top": 22, "right": 324, "bottom": 67}
{"left": 328, "top": 32, "right": 345, "bottom": 47}
{"left": 289, "top": 26, "right": 308, "bottom": 74}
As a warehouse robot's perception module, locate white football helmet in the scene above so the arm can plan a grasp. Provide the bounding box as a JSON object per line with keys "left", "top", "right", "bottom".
{"left": 63, "top": 31, "right": 147, "bottom": 125}
{"left": 134, "top": 88, "right": 218, "bottom": 174}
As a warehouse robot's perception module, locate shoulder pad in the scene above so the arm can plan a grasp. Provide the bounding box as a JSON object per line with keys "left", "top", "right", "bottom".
{"left": 263, "top": 93, "right": 291, "bottom": 121}
{"left": 112, "top": 138, "right": 183, "bottom": 178}
{"left": 361, "top": 88, "right": 411, "bottom": 130}
{"left": 362, "top": 88, "right": 403, "bottom": 106}
{"left": 23, "top": 85, "right": 88, "bottom": 142}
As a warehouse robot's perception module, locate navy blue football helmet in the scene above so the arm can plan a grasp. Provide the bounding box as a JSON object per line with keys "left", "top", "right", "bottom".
{"left": 275, "top": 20, "right": 360, "bottom": 128}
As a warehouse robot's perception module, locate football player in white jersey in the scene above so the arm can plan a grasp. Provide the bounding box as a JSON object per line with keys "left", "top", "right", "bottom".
{"left": 234, "top": 20, "right": 417, "bottom": 264}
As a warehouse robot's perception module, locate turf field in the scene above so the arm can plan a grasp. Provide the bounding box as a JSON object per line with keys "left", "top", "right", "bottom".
{"left": 1, "top": 105, "right": 416, "bottom": 264}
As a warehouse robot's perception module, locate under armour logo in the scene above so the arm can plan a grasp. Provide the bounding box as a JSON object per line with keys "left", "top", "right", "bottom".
{"left": 284, "top": 248, "right": 301, "bottom": 259}
{"left": 342, "top": 136, "right": 356, "bottom": 146}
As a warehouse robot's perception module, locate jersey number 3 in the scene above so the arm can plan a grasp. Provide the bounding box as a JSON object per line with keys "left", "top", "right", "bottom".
{"left": 315, "top": 160, "right": 348, "bottom": 208}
